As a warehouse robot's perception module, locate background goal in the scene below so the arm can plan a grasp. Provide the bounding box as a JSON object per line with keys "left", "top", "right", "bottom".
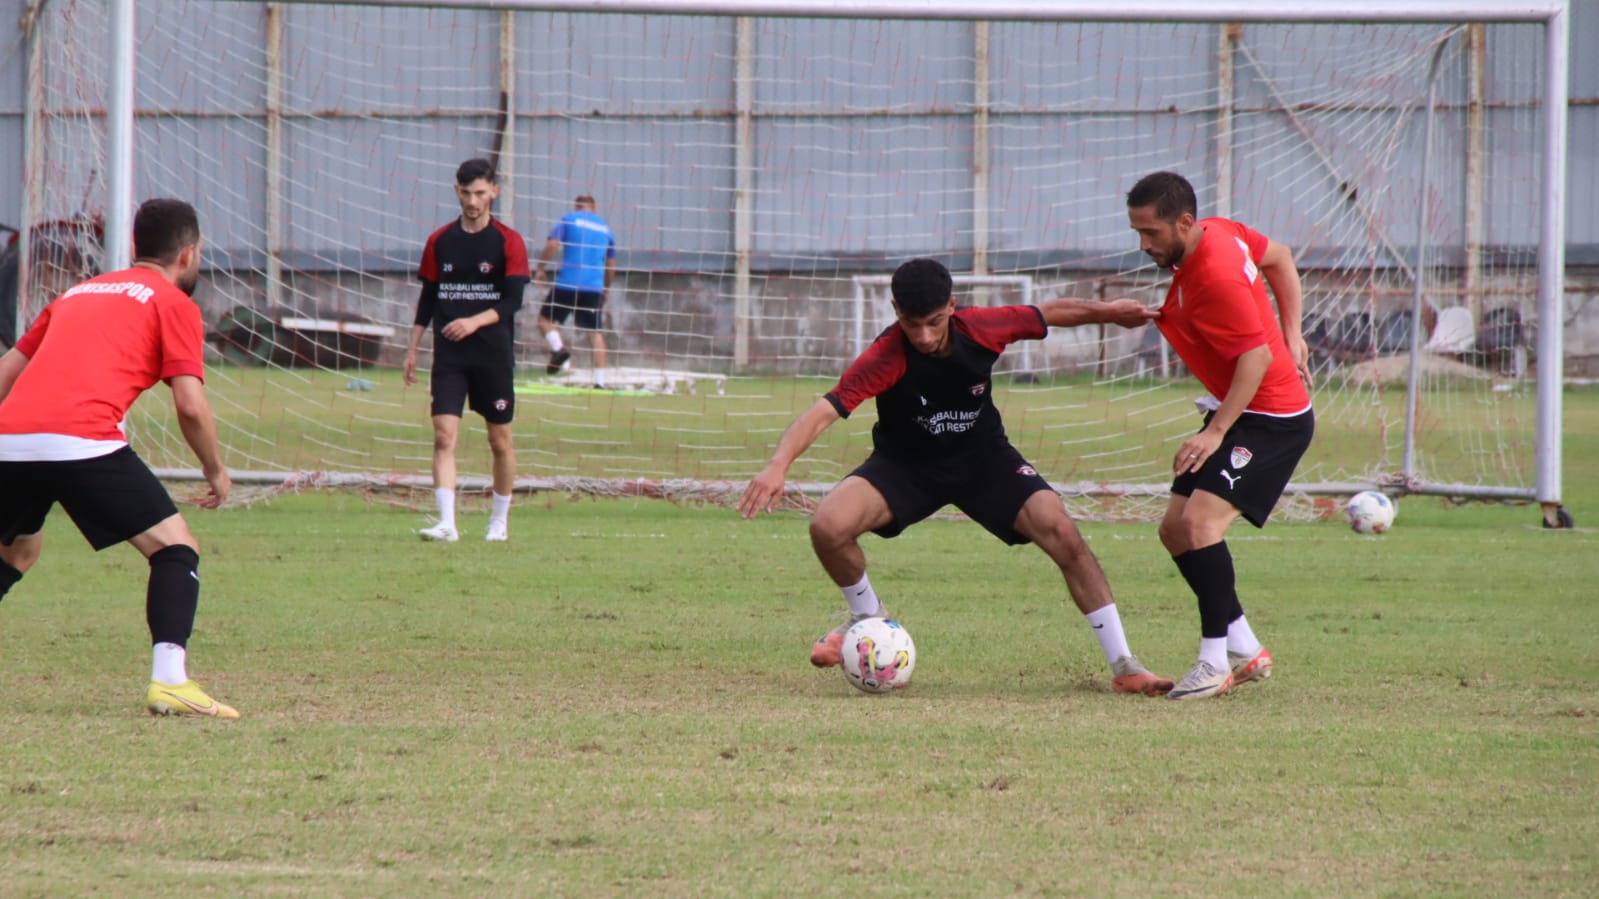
{"left": 12, "top": 0, "right": 1572, "bottom": 519}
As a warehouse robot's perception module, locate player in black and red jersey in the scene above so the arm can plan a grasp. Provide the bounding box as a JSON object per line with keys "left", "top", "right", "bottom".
{"left": 404, "top": 158, "right": 530, "bottom": 543}
{"left": 739, "top": 258, "right": 1173, "bottom": 695}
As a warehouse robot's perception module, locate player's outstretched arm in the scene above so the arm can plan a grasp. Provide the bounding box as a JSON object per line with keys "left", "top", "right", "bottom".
{"left": 738, "top": 398, "right": 841, "bottom": 519}
{"left": 1259, "top": 239, "right": 1310, "bottom": 383}
{"left": 0, "top": 347, "right": 29, "bottom": 406}
{"left": 169, "top": 375, "right": 230, "bottom": 508}
{"left": 1039, "top": 297, "right": 1158, "bottom": 329}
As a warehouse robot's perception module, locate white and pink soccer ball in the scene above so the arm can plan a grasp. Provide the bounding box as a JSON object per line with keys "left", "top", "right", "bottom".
{"left": 841, "top": 617, "right": 916, "bottom": 694}
{"left": 1346, "top": 490, "right": 1397, "bottom": 534}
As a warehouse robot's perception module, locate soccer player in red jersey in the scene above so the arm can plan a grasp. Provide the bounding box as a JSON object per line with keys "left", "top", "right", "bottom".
{"left": 1125, "top": 171, "right": 1316, "bottom": 700}
{"left": 739, "top": 258, "right": 1174, "bottom": 696}
{"left": 0, "top": 198, "right": 239, "bottom": 718}
{"left": 404, "top": 158, "right": 530, "bottom": 543}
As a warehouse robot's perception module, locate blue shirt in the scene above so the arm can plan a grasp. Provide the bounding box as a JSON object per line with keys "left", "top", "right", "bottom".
{"left": 548, "top": 211, "right": 616, "bottom": 292}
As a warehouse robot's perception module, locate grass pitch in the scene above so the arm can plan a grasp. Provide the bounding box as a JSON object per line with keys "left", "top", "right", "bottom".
{"left": 3, "top": 478, "right": 1597, "bottom": 896}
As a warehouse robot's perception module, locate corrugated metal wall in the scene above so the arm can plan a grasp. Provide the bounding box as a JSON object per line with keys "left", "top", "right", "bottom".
{"left": 2, "top": 3, "right": 1595, "bottom": 269}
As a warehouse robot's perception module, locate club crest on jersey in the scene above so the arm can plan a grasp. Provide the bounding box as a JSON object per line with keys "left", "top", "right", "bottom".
{"left": 479, "top": 261, "right": 493, "bottom": 274}
{"left": 1017, "top": 465, "right": 1037, "bottom": 476}
{"left": 494, "top": 398, "right": 508, "bottom": 411}
{"left": 1229, "top": 446, "right": 1253, "bottom": 469}
{"left": 969, "top": 382, "right": 987, "bottom": 396}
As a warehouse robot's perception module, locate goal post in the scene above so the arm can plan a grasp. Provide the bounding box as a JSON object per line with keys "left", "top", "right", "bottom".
{"left": 20, "top": 0, "right": 1573, "bottom": 521}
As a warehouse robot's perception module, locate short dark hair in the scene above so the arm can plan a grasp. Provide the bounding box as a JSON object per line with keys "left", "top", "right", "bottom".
{"left": 574, "top": 194, "right": 596, "bottom": 206}
{"left": 890, "top": 258, "right": 954, "bottom": 318}
{"left": 132, "top": 199, "right": 200, "bottom": 264}
{"left": 1126, "top": 171, "right": 1198, "bottom": 222}
{"left": 456, "top": 158, "right": 497, "bottom": 186}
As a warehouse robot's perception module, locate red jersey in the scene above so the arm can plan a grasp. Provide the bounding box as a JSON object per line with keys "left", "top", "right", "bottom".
{"left": 0, "top": 267, "right": 205, "bottom": 445}
{"left": 1156, "top": 218, "right": 1310, "bottom": 415}
{"left": 826, "top": 305, "right": 1046, "bottom": 459}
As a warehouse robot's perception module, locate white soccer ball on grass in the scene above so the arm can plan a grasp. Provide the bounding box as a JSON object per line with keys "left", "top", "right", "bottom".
{"left": 1346, "top": 490, "right": 1397, "bottom": 534}
{"left": 840, "top": 617, "right": 916, "bottom": 694}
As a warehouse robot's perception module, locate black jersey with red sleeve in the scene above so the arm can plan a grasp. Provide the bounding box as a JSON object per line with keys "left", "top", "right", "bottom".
{"left": 824, "top": 305, "right": 1046, "bottom": 459}
{"left": 416, "top": 218, "right": 530, "bottom": 357}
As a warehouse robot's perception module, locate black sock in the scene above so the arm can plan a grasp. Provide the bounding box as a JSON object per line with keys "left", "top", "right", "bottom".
{"left": 0, "top": 559, "right": 20, "bottom": 600}
{"left": 1172, "top": 541, "right": 1242, "bottom": 639}
{"left": 146, "top": 545, "right": 200, "bottom": 647}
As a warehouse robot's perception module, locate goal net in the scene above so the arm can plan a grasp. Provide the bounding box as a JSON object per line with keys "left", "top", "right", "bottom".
{"left": 15, "top": 0, "right": 1566, "bottom": 518}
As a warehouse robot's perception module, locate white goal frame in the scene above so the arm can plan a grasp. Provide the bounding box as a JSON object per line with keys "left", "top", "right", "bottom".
{"left": 89, "top": 0, "right": 1571, "bottom": 521}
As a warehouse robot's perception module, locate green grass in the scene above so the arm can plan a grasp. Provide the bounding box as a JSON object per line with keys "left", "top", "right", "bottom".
{"left": 122, "top": 364, "right": 1583, "bottom": 498}
{"left": 2, "top": 486, "right": 1596, "bottom": 896}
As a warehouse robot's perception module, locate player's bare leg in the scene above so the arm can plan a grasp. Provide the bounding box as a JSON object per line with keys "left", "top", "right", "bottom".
{"left": 1015, "top": 490, "right": 1172, "bottom": 696}
{"left": 485, "top": 421, "right": 515, "bottom": 541}
{"left": 1161, "top": 490, "right": 1265, "bottom": 700}
{"left": 805, "top": 476, "right": 895, "bottom": 667}
{"left": 420, "top": 414, "right": 461, "bottom": 541}
{"left": 539, "top": 315, "right": 569, "bottom": 374}
{"left": 0, "top": 532, "right": 43, "bottom": 600}
{"left": 589, "top": 330, "right": 608, "bottom": 388}
{"left": 129, "top": 515, "right": 238, "bottom": 719}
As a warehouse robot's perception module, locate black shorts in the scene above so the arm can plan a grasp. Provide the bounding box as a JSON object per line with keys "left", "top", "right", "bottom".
{"left": 850, "top": 443, "right": 1054, "bottom": 546}
{"left": 540, "top": 287, "right": 605, "bottom": 331}
{"left": 431, "top": 351, "right": 515, "bottom": 424}
{"left": 0, "top": 446, "right": 180, "bottom": 551}
{"left": 1172, "top": 408, "right": 1315, "bottom": 527}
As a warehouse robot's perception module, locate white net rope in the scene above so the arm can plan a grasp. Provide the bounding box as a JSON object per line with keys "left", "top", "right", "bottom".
{"left": 21, "top": 5, "right": 1547, "bottom": 518}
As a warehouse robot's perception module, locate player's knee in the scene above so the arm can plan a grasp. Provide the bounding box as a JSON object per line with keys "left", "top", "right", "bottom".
{"left": 808, "top": 511, "right": 855, "bottom": 553}
{"left": 1043, "top": 519, "right": 1092, "bottom": 564}
{"left": 1170, "top": 514, "right": 1220, "bottom": 553}
{"left": 1158, "top": 518, "right": 1187, "bottom": 554}
{"left": 433, "top": 431, "right": 457, "bottom": 453}
{"left": 1, "top": 535, "right": 42, "bottom": 573}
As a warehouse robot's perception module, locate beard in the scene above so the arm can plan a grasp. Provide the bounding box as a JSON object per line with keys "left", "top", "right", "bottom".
{"left": 177, "top": 268, "right": 200, "bottom": 295}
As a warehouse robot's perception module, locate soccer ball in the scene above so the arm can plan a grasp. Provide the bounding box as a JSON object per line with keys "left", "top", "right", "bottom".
{"left": 1346, "top": 490, "right": 1397, "bottom": 534}
{"left": 840, "top": 617, "right": 916, "bottom": 694}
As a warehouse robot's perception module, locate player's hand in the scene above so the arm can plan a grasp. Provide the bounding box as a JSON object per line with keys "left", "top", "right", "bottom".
{"left": 1174, "top": 429, "right": 1224, "bottom": 475}
{"left": 533, "top": 270, "right": 549, "bottom": 288}
{"left": 199, "top": 468, "right": 231, "bottom": 509}
{"left": 441, "top": 318, "right": 480, "bottom": 341}
{"left": 1101, "top": 299, "right": 1160, "bottom": 328}
{"left": 738, "top": 466, "right": 788, "bottom": 519}
{"left": 403, "top": 351, "right": 418, "bottom": 386}
{"left": 1286, "top": 331, "right": 1312, "bottom": 386}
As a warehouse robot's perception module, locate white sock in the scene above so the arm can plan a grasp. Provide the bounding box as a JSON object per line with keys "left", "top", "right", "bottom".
{"left": 545, "top": 331, "right": 564, "bottom": 352}
{"left": 840, "top": 574, "right": 882, "bottom": 617}
{"left": 434, "top": 487, "right": 457, "bottom": 529}
{"left": 1084, "top": 604, "right": 1132, "bottom": 664}
{"left": 1227, "top": 615, "right": 1262, "bottom": 657}
{"left": 489, "top": 492, "right": 512, "bottom": 527}
{"left": 593, "top": 368, "right": 607, "bottom": 388}
{"left": 1199, "top": 637, "right": 1228, "bottom": 671}
{"left": 152, "top": 642, "right": 187, "bottom": 685}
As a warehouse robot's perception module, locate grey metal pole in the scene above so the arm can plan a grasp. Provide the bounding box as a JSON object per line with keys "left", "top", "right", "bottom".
{"left": 1534, "top": 4, "right": 1569, "bottom": 524}
{"left": 1401, "top": 40, "right": 1451, "bottom": 483}
{"left": 227, "top": 0, "right": 1565, "bottom": 25}
{"left": 105, "top": 0, "right": 137, "bottom": 271}
{"left": 733, "top": 16, "right": 754, "bottom": 372}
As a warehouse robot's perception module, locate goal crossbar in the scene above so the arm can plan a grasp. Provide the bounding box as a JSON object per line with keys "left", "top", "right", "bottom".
{"left": 213, "top": 0, "right": 1568, "bottom": 25}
